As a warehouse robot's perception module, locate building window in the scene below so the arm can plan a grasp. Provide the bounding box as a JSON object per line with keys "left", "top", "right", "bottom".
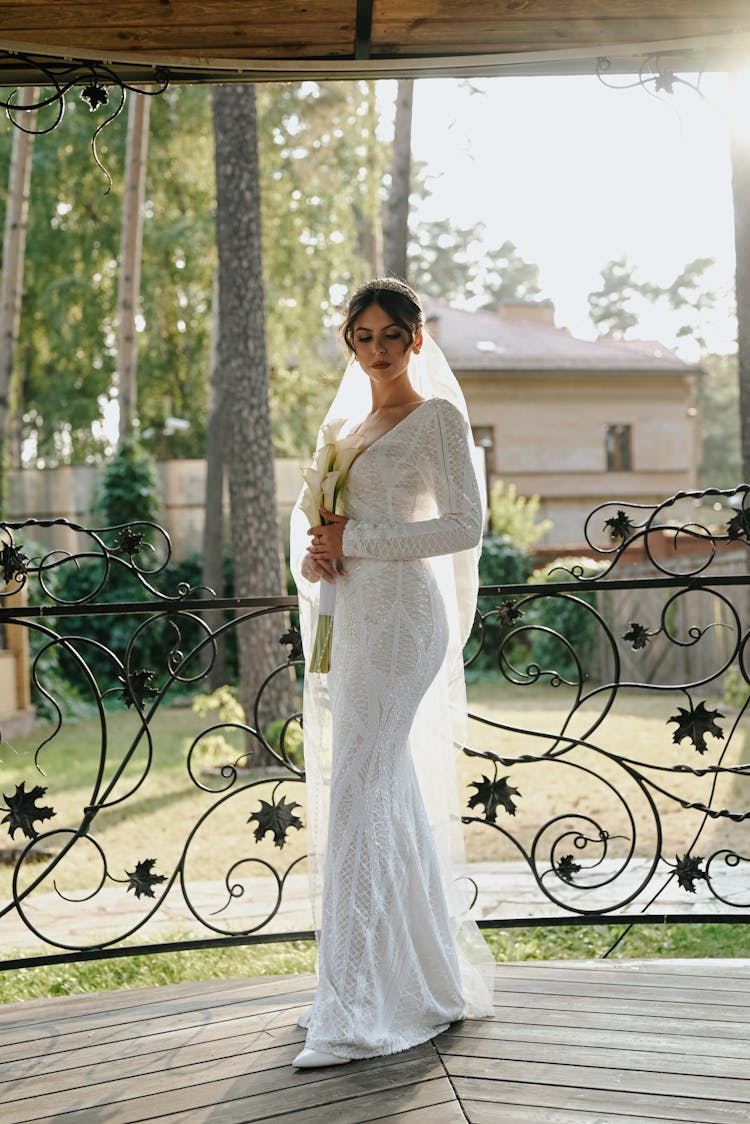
{"left": 605, "top": 424, "right": 632, "bottom": 471}
{"left": 472, "top": 424, "right": 495, "bottom": 478}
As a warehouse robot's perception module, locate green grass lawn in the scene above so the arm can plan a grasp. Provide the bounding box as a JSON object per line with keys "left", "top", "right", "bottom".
{"left": 2, "top": 923, "right": 750, "bottom": 1004}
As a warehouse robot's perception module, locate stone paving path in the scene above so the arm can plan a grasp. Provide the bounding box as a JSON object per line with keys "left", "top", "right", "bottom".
{"left": 0, "top": 859, "right": 725, "bottom": 957}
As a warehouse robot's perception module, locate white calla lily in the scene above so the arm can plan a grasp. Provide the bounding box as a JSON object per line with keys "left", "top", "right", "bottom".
{"left": 319, "top": 418, "right": 346, "bottom": 446}
{"left": 300, "top": 424, "right": 362, "bottom": 672}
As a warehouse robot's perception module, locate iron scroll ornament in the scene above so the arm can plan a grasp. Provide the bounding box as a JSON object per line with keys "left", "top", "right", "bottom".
{"left": 0, "top": 51, "right": 169, "bottom": 192}
{"left": 1, "top": 486, "right": 750, "bottom": 968}
{"left": 462, "top": 485, "right": 750, "bottom": 943}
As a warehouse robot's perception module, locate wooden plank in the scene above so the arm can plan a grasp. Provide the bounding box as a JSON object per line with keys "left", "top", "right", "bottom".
{"left": 489, "top": 986, "right": 750, "bottom": 1024}
{"left": 436, "top": 1031, "right": 750, "bottom": 1081}
{"left": 493, "top": 959, "right": 750, "bottom": 987}
{"left": 0, "top": 1, "right": 351, "bottom": 35}
{"left": 461, "top": 1099, "right": 719, "bottom": 1124}
{"left": 456, "top": 1080, "right": 750, "bottom": 1124}
{"left": 489, "top": 975, "right": 750, "bottom": 1008}
{"left": 484, "top": 1000, "right": 750, "bottom": 1041}
{"left": 0, "top": 978, "right": 315, "bottom": 1050}
{"left": 377, "top": 1105, "right": 467, "bottom": 1124}
{"left": 461, "top": 1103, "right": 683, "bottom": 1124}
{"left": 377, "top": 21, "right": 748, "bottom": 56}
{"left": 163, "top": 1074, "right": 462, "bottom": 1124}
{"left": 0, "top": 28, "right": 355, "bottom": 59}
{"left": 0, "top": 971, "right": 314, "bottom": 1025}
{"left": 0, "top": 1015, "right": 306, "bottom": 1102}
{"left": 445, "top": 1054, "right": 750, "bottom": 1105}
{"left": 0, "top": 1002, "right": 303, "bottom": 1083}
{"left": 0, "top": 990, "right": 311, "bottom": 1064}
{"left": 373, "top": 0, "right": 750, "bottom": 18}
{"left": 442, "top": 1017, "right": 750, "bottom": 1061}
{"left": 10, "top": 1043, "right": 441, "bottom": 1122}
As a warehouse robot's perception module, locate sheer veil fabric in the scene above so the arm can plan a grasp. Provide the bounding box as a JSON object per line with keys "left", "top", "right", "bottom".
{"left": 290, "top": 331, "right": 496, "bottom": 1043}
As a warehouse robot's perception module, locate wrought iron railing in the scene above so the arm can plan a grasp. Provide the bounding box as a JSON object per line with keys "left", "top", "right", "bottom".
{"left": 1, "top": 485, "right": 749, "bottom": 969}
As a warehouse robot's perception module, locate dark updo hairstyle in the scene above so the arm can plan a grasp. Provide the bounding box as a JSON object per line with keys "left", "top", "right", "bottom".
{"left": 342, "top": 277, "right": 423, "bottom": 353}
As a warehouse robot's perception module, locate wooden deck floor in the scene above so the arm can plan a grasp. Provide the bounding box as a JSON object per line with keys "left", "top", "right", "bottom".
{"left": 1, "top": 959, "right": 749, "bottom": 1123}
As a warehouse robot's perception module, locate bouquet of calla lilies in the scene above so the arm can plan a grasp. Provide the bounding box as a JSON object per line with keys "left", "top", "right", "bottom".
{"left": 300, "top": 418, "right": 362, "bottom": 673}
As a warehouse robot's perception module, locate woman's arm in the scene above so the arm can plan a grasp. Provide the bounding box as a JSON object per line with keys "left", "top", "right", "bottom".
{"left": 341, "top": 399, "right": 482, "bottom": 561}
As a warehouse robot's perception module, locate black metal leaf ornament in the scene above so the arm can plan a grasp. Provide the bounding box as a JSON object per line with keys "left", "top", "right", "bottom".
{"left": 604, "top": 509, "right": 635, "bottom": 542}
{"left": 497, "top": 599, "right": 524, "bottom": 627}
{"left": 0, "top": 541, "right": 30, "bottom": 583}
{"left": 115, "top": 669, "right": 159, "bottom": 709}
{"left": 555, "top": 854, "right": 582, "bottom": 883}
{"left": 126, "top": 858, "right": 167, "bottom": 899}
{"left": 674, "top": 852, "right": 707, "bottom": 893}
{"left": 668, "top": 701, "right": 724, "bottom": 755}
{"left": 727, "top": 509, "right": 750, "bottom": 542}
{"left": 467, "top": 774, "right": 521, "bottom": 822}
{"left": 623, "top": 621, "right": 652, "bottom": 650}
{"left": 248, "top": 794, "right": 304, "bottom": 849}
{"left": 113, "top": 527, "right": 149, "bottom": 556}
{"left": 280, "top": 627, "right": 304, "bottom": 661}
{"left": 80, "top": 83, "right": 109, "bottom": 111}
{"left": 1, "top": 782, "right": 55, "bottom": 839}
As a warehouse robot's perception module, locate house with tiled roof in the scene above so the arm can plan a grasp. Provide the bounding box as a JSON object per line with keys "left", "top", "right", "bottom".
{"left": 424, "top": 298, "right": 700, "bottom": 550}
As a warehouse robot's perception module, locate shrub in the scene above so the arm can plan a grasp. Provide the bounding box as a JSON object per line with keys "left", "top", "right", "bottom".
{"left": 468, "top": 535, "right": 533, "bottom": 675}
{"left": 523, "top": 556, "right": 607, "bottom": 684}
{"left": 488, "top": 479, "right": 552, "bottom": 552}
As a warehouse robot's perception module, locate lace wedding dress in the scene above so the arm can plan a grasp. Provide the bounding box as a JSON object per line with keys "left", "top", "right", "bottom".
{"left": 294, "top": 396, "right": 495, "bottom": 1060}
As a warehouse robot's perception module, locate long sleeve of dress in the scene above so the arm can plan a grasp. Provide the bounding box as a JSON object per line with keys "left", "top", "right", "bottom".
{"left": 341, "top": 399, "right": 482, "bottom": 561}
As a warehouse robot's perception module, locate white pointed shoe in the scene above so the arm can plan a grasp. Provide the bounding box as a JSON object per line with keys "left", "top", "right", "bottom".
{"left": 293, "top": 1047, "right": 350, "bottom": 1068}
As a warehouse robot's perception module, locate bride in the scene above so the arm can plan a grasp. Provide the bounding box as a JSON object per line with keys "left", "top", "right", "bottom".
{"left": 290, "top": 278, "right": 495, "bottom": 1068}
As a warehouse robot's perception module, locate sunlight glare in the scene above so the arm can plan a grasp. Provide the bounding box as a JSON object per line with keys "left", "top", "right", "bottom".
{"left": 728, "top": 67, "right": 750, "bottom": 141}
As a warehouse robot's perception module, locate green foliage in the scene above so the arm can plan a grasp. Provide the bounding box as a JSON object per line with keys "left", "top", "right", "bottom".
{"left": 587, "top": 256, "right": 645, "bottom": 337}
{"left": 256, "top": 81, "right": 378, "bottom": 455}
{"left": 185, "top": 685, "right": 247, "bottom": 771}
{"left": 469, "top": 535, "right": 533, "bottom": 676}
{"left": 92, "top": 438, "right": 161, "bottom": 526}
{"left": 264, "top": 716, "right": 304, "bottom": 768}
{"left": 723, "top": 667, "right": 750, "bottom": 709}
{"left": 11, "top": 95, "right": 125, "bottom": 464}
{"left": 6, "top": 82, "right": 376, "bottom": 465}
{"left": 477, "top": 238, "right": 543, "bottom": 308}
{"left": 588, "top": 254, "right": 720, "bottom": 350}
{"left": 479, "top": 534, "right": 532, "bottom": 588}
{"left": 525, "top": 555, "right": 607, "bottom": 683}
{"left": 408, "top": 217, "right": 542, "bottom": 308}
{"left": 33, "top": 550, "right": 207, "bottom": 708}
{"left": 489, "top": 480, "right": 552, "bottom": 552}
{"left": 137, "top": 86, "right": 216, "bottom": 460}
{"left": 2, "top": 88, "right": 218, "bottom": 464}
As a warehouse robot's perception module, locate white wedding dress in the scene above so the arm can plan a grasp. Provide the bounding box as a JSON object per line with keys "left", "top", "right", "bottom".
{"left": 294, "top": 395, "right": 495, "bottom": 1060}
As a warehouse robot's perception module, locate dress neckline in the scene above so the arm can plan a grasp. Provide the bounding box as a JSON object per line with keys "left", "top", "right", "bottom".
{"left": 353, "top": 398, "right": 435, "bottom": 462}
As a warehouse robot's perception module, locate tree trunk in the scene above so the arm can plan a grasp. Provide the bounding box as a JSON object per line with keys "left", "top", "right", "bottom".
{"left": 117, "top": 92, "right": 150, "bottom": 443}
{"left": 212, "top": 84, "right": 295, "bottom": 761}
{"left": 0, "top": 88, "right": 39, "bottom": 486}
{"left": 730, "top": 74, "right": 750, "bottom": 482}
{"left": 362, "top": 81, "right": 384, "bottom": 277}
{"left": 202, "top": 270, "right": 227, "bottom": 688}
{"left": 383, "top": 79, "right": 414, "bottom": 281}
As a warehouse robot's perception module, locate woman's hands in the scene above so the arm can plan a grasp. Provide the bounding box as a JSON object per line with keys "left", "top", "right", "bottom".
{"left": 305, "top": 507, "right": 349, "bottom": 582}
